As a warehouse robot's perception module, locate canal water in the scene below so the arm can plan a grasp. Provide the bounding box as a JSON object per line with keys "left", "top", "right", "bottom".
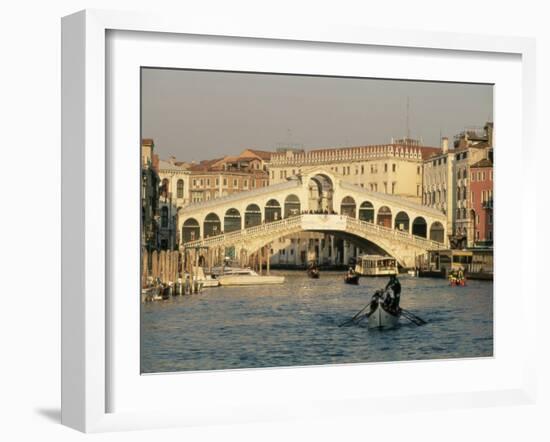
{"left": 141, "top": 273, "right": 493, "bottom": 373}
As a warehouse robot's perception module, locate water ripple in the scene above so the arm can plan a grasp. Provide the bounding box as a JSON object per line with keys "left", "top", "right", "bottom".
{"left": 141, "top": 273, "right": 493, "bottom": 373}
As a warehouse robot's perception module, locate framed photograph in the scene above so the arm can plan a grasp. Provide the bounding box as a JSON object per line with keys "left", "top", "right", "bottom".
{"left": 61, "top": 9, "right": 537, "bottom": 433}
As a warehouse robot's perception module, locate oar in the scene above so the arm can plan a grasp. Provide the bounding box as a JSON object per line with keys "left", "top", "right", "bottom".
{"left": 338, "top": 301, "right": 372, "bottom": 327}
{"left": 400, "top": 308, "right": 427, "bottom": 326}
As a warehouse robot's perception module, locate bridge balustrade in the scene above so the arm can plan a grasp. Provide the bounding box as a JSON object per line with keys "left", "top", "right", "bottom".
{"left": 183, "top": 214, "right": 446, "bottom": 252}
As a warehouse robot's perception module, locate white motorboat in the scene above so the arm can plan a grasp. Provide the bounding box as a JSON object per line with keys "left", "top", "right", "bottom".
{"left": 367, "top": 301, "right": 401, "bottom": 329}
{"left": 212, "top": 267, "right": 285, "bottom": 286}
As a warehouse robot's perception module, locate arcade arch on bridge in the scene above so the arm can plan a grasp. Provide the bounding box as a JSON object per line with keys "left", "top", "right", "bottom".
{"left": 284, "top": 194, "right": 301, "bottom": 218}
{"left": 182, "top": 218, "right": 200, "bottom": 242}
{"left": 307, "top": 173, "right": 334, "bottom": 212}
{"left": 412, "top": 216, "right": 427, "bottom": 238}
{"left": 358, "top": 201, "right": 374, "bottom": 223}
{"left": 224, "top": 208, "right": 242, "bottom": 232}
{"left": 244, "top": 204, "right": 262, "bottom": 227}
{"left": 377, "top": 206, "right": 392, "bottom": 228}
{"left": 265, "top": 199, "right": 282, "bottom": 222}
{"left": 203, "top": 213, "right": 221, "bottom": 237}
{"left": 394, "top": 211, "right": 410, "bottom": 232}
{"left": 340, "top": 196, "right": 356, "bottom": 218}
{"left": 429, "top": 221, "right": 445, "bottom": 243}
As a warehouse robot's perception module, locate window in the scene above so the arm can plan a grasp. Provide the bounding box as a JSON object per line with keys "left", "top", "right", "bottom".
{"left": 192, "top": 179, "right": 197, "bottom": 187}
{"left": 392, "top": 182, "right": 396, "bottom": 194}
{"left": 347, "top": 166, "right": 350, "bottom": 175}
{"left": 223, "top": 178, "right": 227, "bottom": 187}
{"left": 207, "top": 179, "right": 210, "bottom": 187}
{"left": 471, "top": 172, "right": 475, "bottom": 181}
{"left": 392, "top": 164, "right": 396, "bottom": 172}
{"left": 233, "top": 179, "right": 238, "bottom": 187}
{"left": 361, "top": 165, "right": 364, "bottom": 174}
{"left": 417, "top": 166, "right": 421, "bottom": 175}
{"left": 177, "top": 179, "right": 184, "bottom": 198}
{"left": 384, "top": 182, "right": 388, "bottom": 193}
{"left": 243, "top": 179, "right": 248, "bottom": 188}
{"left": 161, "top": 207, "right": 168, "bottom": 227}
{"left": 384, "top": 163, "right": 388, "bottom": 172}
{"left": 216, "top": 178, "right": 219, "bottom": 186}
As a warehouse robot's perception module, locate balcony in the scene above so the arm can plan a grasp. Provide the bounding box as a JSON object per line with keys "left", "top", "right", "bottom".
{"left": 482, "top": 199, "right": 493, "bottom": 209}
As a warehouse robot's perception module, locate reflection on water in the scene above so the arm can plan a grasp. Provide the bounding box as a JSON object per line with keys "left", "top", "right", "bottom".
{"left": 141, "top": 273, "right": 493, "bottom": 373}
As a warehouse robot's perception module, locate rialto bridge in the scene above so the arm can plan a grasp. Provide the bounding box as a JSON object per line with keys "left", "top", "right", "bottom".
{"left": 178, "top": 167, "right": 448, "bottom": 268}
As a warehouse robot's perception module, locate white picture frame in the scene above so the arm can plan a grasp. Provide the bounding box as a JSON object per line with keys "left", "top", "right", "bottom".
{"left": 61, "top": 9, "right": 537, "bottom": 433}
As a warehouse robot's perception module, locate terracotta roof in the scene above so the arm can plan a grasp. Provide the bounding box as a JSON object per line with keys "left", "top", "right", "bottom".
{"left": 188, "top": 158, "right": 224, "bottom": 171}
{"left": 417, "top": 146, "right": 443, "bottom": 159}
{"left": 471, "top": 158, "right": 493, "bottom": 168}
{"left": 245, "top": 149, "right": 273, "bottom": 160}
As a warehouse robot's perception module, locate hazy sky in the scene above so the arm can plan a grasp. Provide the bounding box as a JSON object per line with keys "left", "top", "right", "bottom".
{"left": 141, "top": 68, "right": 493, "bottom": 162}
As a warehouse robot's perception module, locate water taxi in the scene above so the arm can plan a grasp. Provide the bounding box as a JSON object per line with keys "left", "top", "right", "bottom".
{"left": 212, "top": 266, "right": 285, "bottom": 286}
{"left": 355, "top": 254, "right": 398, "bottom": 277}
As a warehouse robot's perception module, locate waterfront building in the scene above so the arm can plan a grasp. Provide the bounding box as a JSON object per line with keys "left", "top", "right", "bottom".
{"left": 422, "top": 137, "right": 455, "bottom": 237}
{"left": 158, "top": 158, "right": 191, "bottom": 250}
{"left": 141, "top": 139, "right": 161, "bottom": 251}
{"left": 469, "top": 157, "right": 493, "bottom": 246}
{"left": 422, "top": 123, "right": 493, "bottom": 249}
{"left": 450, "top": 123, "right": 493, "bottom": 248}
{"left": 268, "top": 138, "right": 440, "bottom": 203}
{"left": 188, "top": 149, "right": 271, "bottom": 203}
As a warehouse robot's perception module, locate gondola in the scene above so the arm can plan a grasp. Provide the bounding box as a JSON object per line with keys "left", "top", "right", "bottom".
{"left": 367, "top": 297, "right": 401, "bottom": 329}
{"left": 307, "top": 266, "right": 320, "bottom": 279}
{"left": 344, "top": 273, "right": 360, "bottom": 285}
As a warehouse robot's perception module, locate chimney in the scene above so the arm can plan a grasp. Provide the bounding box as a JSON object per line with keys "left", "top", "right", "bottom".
{"left": 441, "top": 137, "right": 449, "bottom": 153}
{"left": 485, "top": 122, "right": 494, "bottom": 147}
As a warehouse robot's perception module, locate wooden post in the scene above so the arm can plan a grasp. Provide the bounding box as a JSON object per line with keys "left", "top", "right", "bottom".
{"left": 152, "top": 250, "right": 158, "bottom": 281}
{"left": 194, "top": 248, "right": 199, "bottom": 293}
{"left": 259, "top": 248, "right": 263, "bottom": 275}
{"left": 266, "top": 245, "right": 270, "bottom": 275}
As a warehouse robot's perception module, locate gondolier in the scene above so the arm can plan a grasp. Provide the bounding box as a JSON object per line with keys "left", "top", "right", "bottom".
{"left": 384, "top": 275, "right": 401, "bottom": 311}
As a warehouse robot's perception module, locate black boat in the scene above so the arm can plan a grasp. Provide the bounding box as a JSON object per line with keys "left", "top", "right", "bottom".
{"left": 307, "top": 262, "right": 320, "bottom": 278}
{"left": 307, "top": 267, "right": 320, "bottom": 278}
{"left": 344, "top": 274, "right": 360, "bottom": 285}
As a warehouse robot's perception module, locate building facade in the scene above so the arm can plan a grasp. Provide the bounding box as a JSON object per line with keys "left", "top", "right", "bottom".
{"left": 470, "top": 158, "right": 494, "bottom": 246}
{"left": 141, "top": 139, "right": 160, "bottom": 251}
{"left": 422, "top": 123, "right": 494, "bottom": 249}
{"left": 268, "top": 139, "right": 440, "bottom": 203}
{"left": 158, "top": 158, "right": 191, "bottom": 250}
{"left": 187, "top": 149, "right": 271, "bottom": 203}
{"left": 450, "top": 123, "right": 493, "bottom": 248}
{"left": 422, "top": 137, "right": 455, "bottom": 236}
